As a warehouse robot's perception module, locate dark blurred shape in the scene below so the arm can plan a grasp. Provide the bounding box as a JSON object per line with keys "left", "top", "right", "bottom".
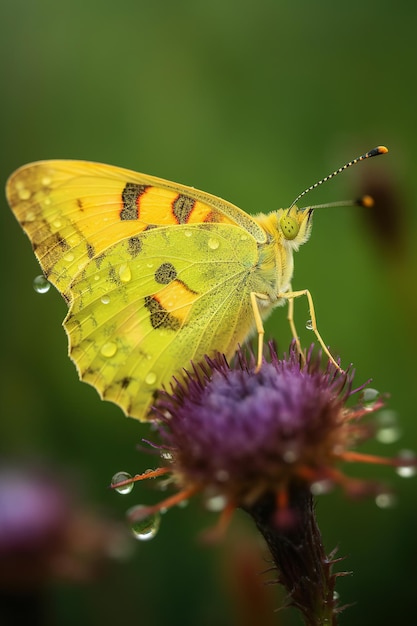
{"left": 221, "top": 527, "right": 279, "bottom": 626}
{"left": 0, "top": 462, "right": 132, "bottom": 626}
{"left": 358, "top": 172, "right": 407, "bottom": 260}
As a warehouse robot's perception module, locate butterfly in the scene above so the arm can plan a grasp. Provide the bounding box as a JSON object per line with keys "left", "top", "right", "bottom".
{"left": 6, "top": 147, "right": 387, "bottom": 421}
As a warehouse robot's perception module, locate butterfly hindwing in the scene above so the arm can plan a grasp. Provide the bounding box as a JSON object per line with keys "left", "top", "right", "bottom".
{"left": 65, "top": 222, "right": 259, "bottom": 419}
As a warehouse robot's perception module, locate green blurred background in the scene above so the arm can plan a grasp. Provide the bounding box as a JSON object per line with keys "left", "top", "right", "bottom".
{"left": 1, "top": 1, "right": 416, "bottom": 624}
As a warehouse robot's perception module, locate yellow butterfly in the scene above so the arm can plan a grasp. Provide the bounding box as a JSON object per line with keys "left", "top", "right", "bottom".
{"left": 6, "top": 147, "right": 387, "bottom": 421}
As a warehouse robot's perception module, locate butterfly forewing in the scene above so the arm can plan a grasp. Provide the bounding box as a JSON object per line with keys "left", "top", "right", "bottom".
{"left": 7, "top": 161, "right": 266, "bottom": 295}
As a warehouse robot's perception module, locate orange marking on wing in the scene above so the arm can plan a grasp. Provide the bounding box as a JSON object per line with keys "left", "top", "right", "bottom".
{"left": 155, "top": 279, "right": 198, "bottom": 322}
{"left": 138, "top": 187, "right": 236, "bottom": 226}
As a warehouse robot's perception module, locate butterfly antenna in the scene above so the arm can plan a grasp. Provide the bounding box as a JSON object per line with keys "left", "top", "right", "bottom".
{"left": 288, "top": 145, "right": 388, "bottom": 210}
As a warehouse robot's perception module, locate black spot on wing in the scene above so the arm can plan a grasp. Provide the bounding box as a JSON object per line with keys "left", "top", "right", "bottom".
{"left": 120, "top": 183, "right": 148, "bottom": 220}
{"left": 127, "top": 236, "right": 142, "bottom": 257}
{"left": 154, "top": 262, "right": 177, "bottom": 284}
{"left": 108, "top": 266, "right": 120, "bottom": 285}
{"left": 172, "top": 194, "right": 195, "bottom": 224}
{"left": 144, "top": 295, "right": 181, "bottom": 331}
{"left": 87, "top": 242, "right": 95, "bottom": 259}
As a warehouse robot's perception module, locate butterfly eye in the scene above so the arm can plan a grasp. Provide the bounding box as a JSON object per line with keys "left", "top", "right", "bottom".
{"left": 279, "top": 214, "right": 300, "bottom": 240}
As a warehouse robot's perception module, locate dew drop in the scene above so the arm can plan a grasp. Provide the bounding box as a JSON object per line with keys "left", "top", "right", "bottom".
{"left": 283, "top": 448, "right": 299, "bottom": 463}
{"left": 215, "top": 469, "right": 229, "bottom": 482}
{"left": 310, "top": 479, "right": 334, "bottom": 495}
{"left": 160, "top": 451, "right": 173, "bottom": 461}
{"left": 18, "top": 188, "right": 31, "bottom": 200}
{"left": 41, "top": 176, "right": 52, "bottom": 186}
{"left": 101, "top": 295, "right": 110, "bottom": 305}
{"left": 25, "top": 210, "right": 35, "bottom": 222}
{"left": 375, "top": 492, "right": 397, "bottom": 509}
{"left": 205, "top": 494, "right": 227, "bottom": 512}
{"left": 146, "top": 262, "right": 154, "bottom": 269}
{"left": 128, "top": 505, "right": 161, "bottom": 541}
{"left": 333, "top": 591, "right": 340, "bottom": 601}
{"left": 362, "top": 388, "right": 380, "bottom": 411}
{"left": 305, "top": 319, "right": 313, "bottom": 331}
{"left": 395, "top": 449, "right": 417, "bottom": 478}
{"left": 119, "top": 264, "right": 132, "bottom": 283}
{"left": 111, "top": 471, "right": 134, "bottom": 494}
{"left": 376, "top": 410, "right": 402, "bottom": 444}
{"left": 100, "top": 341, "right": 117, "bottom": 358}
{"left": 53, "top": 219, "right": 62, "bottom": 229}
{"left": 208, "top": 238, "right": 220, "bottom": 250}
{"left": 184, "top": 230, "right": 192, "bottom": 238}
{"left": 64, "top": 252, "right": 74, "bottom": 263}
{"left": 33, "top": 275, "right": 51, "bottom": 294}
{"left": 145, "top": 372, "right": 157, "bottom": 385}
{"left": 94, "top": 275, "right": 100, "bottom": 281}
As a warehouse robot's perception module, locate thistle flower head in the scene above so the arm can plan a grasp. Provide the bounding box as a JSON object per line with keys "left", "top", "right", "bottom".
{"left": 121, "top": 342, "right": 413, "bottom": 530}
{"left": 118, "top": 343, "right": 416, "bottom": 624}
{"left": 155, "top": 344, "right": 365, "bottom": 505}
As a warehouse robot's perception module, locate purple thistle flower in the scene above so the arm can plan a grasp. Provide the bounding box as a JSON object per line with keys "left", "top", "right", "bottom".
{"left": 121, "top": 343, "right": 415, "bottom": 625}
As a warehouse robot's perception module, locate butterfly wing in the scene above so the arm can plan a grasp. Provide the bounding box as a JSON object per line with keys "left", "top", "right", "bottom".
{"left": 6, "top": 160, "right": 262, "bottom": 420}
{"left": 65, "top": 222, "right": 259, "bottom": 419}
{"left": 6, "top": 160, "right": 266, "bottom": 300}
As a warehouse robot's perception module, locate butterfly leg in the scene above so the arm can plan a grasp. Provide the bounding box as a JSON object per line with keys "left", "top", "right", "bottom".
{"left": 279, "top": 288, "right": 342, "bottom": 371}
{"left": 286, "top": 292, "right": 306, "bottom": 364}
{"left": 250, "top": 292, "right": 269, "bottom": 372}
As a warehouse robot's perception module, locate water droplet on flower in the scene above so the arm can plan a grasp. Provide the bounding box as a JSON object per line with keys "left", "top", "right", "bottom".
{"left": 160, "top": 451, "right": 173, "bottom": 461}
{"left": 41, "top": 176, "right": 51, "bottom": 186}
{"left": 395, "top": 449, "right": 417, "bottom": 478}
{"left": 100, "top": 341, "right": 117, "bottom": 358}
{"left": 375, "top": 492, "right": 396, "bottom": 508}
{"left": 208, "top": 238, "right": 220, "bottom": 250}
{"left": 119, "top": 264, "right": 132, "bottom": 283}
{"left": 305, "top": 319, "right": 313, "bottom": 330}
{"left": 362, "top": 388, "right": 380, "bottom": 411}
{"left": 101, "top": 295, "right": 110, "bottom": 305}
{"left": 333, "top": 591, "right": 340, "bottom": 601}
{"left": 283, "top": 448, "right": 299, "bottom": 463}
{"left": 64, "top": 252, "right": 74, "bottom": 263}
{"left": 310, "top": 479, "right": 334, "bottom": 495}
{"left": 128, "top": 505, "right": 161, "bottom": 541}
{"left": 215, "top": 469, "right": 229, "bottom": 482}
{"left": 145, "top": 372, "right": 157, "bottom": 385}
{"left": 33, "top": 275, "right": 51, "bottom": 294}
{"left": 375, "top": 410, "right": 402, "bottom": 444}
{"left": 205, "top": 494, "right": 227, "bottom": 512}
{"left": 184, "top": 230, "right": 192, "bottom": 238}
{"left": 111, "top": 471, "right": 134, "bottom": 494}
{"left": 53, "top": 218, "right": 62, "bottom": 229}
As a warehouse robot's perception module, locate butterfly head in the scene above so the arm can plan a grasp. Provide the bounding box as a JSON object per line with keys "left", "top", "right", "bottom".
{"left": 278, "top": 205, "right": 313, "bottom": 249}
